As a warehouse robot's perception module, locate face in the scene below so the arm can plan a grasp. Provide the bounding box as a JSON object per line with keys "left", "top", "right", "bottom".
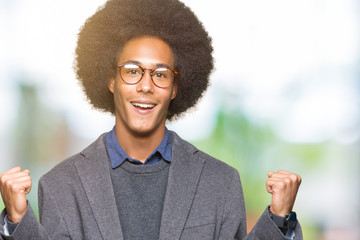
{"left": 108, "top": 37, "right": 177, "bottom": 137}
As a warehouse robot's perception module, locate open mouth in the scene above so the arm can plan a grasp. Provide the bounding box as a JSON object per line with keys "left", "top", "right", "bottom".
{"left": 131, "top": 102, "right": 156, "bottom": 109}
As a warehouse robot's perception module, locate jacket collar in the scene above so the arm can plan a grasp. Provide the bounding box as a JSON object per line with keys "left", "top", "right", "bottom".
{"left": 159, "top": 131, "right": 205, "bottom": 239}
{"left": 74, "top": 133, "right": 124, "bottom": 240}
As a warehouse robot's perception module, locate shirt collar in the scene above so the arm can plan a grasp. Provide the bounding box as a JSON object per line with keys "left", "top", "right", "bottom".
{"left": 106, "top": 127, "right": 172, "bottom": 168}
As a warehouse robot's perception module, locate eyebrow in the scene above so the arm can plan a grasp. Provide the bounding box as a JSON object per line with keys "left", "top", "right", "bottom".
{"left": 124, "top": 60, "right": 171, "bottom": 69}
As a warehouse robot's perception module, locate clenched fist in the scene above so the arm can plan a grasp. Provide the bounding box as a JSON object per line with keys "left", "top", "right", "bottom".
{"left": 0, "top": 166, "right": 32, "bottom": 223}
{"left": 266, "top": 170, "right": 301, "bottom": 216}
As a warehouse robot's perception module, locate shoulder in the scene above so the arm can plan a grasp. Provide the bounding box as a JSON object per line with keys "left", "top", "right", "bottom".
{"left": 41, "top": 133, "right": 108, "bottom": 184}
{"left": 170, "top": 130, "right": 239, "bottom": 180}
{"left": 169, "top": 131, "right": 244, "bottom": 216}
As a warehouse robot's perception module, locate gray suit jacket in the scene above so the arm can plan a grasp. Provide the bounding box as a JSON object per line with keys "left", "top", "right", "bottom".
{"left": 1, "top": 131, "right": 302, "bottom": 239}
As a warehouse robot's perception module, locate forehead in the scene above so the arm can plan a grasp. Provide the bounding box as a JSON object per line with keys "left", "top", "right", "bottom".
{"left": 118, "top": 37, "right": 174, "bottom": 67}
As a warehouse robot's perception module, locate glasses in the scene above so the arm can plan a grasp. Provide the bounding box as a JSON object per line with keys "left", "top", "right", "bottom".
{"left": 117, "top": 63, "right": 178, "bottom": 88}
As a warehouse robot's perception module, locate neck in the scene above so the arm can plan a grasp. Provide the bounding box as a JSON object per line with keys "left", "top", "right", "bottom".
{"left": 114, "top": 122, "right": 166, "bottom": 163}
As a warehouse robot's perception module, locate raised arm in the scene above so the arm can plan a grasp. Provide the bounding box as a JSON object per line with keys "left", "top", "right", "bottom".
{"left": 1, "top": 168, "right": 70, "bottom": 240}
{"left": 266, "top": 170, "right": 302, "bottom": 217}
{"left": 0, "top": 167, "right": 31, "bottom": 223}
{"left": 219, "top": 168, "right": 302, "bottom": 239}
{"left": 246, "top": 170, "right": 303, "bottom": 239}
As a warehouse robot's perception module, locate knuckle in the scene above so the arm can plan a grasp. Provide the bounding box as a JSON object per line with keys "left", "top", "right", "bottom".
{"left": 290, "top": 174, "right": 297, "bottom": 181}
{"left": 0, "top": 174, "right": 7, "bottom": 183}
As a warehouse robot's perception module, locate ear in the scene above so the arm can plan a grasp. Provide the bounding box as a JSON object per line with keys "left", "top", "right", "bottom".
{"left": 171, "top": 82, "right": 178, "bottom": 100}
{"left": 108, "top": 78, "right": 115, "bottom": 93}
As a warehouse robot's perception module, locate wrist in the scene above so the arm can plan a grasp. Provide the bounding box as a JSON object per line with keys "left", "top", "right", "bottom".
{"left": 269, "top": 205, "right": 291, "bottom": 217}
{"left": 8, "top": 214, "right": 23, "bottom": 223}
{"left": 7, "top": 209, "right": 26, "bottom": 223}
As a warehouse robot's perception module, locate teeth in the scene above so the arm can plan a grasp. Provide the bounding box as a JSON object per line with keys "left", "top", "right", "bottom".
{"left": 132, "top": 102, "right": 155, "bottom": 109}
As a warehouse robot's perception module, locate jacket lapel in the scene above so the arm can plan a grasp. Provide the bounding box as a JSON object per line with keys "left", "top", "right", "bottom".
{"left": 74, "top": 134, "right": 123, "bottom": 240}
{"left": 159, "top": 132, "right": 205, "bottom": 239}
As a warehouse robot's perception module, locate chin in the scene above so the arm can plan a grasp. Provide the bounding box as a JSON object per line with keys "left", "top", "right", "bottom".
{"left": 128, "top": 122, "right": 159, "bottom": 136}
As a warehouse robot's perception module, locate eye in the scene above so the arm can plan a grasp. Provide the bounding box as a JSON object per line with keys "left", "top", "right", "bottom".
{"left": 127, "top": 69, "right": 141, "bottom": 75}
{"left": 123, "top": 64, "right": 142, "bottom": 75}
{"left": 153, "top": 68, "right": 169, "bottom": 79}
{"left": 154, "top": 72, "right": 167, "bottom": 78}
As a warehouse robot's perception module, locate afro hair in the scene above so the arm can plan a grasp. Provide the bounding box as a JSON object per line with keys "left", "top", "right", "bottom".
{"left": 74, "top": 0, "right": 214, "bottom": 120}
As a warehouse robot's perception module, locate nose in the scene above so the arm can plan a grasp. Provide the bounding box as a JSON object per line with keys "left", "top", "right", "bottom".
{"left": 136, "top": 70, "right": 154, "bottom": 93}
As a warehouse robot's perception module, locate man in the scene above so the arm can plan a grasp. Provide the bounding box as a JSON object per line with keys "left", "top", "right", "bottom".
{"left": 0, "top": 0, "right": 302, "bottom": 239}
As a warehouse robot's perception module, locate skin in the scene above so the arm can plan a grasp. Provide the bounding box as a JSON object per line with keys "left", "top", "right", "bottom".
{"left": 0, "top": 36, "right": 301, "bottom": 224}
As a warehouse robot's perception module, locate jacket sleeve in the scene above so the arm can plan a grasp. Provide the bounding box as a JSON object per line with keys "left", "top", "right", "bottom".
{"left": 0, "top": 177, "right": 70, "bottom": 240}
{"left": 218, "top": 169, "right": 303, "bottom": 240}
{"left": 246, "top": 208, "right": 303, "bottom": 240}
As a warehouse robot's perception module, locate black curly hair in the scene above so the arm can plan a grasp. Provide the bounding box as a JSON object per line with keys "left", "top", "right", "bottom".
{"left": 74, "top": 0, "right": 214, "bottom": 120}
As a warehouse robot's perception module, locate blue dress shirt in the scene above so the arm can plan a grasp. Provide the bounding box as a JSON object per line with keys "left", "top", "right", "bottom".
{"left": 105, "top": 127, "right": 172, "bottom": 168}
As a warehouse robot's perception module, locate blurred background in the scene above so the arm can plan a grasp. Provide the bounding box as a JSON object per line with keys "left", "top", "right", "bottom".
{"left": 0, "top": 0, "right": 359, "bottom": 239}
